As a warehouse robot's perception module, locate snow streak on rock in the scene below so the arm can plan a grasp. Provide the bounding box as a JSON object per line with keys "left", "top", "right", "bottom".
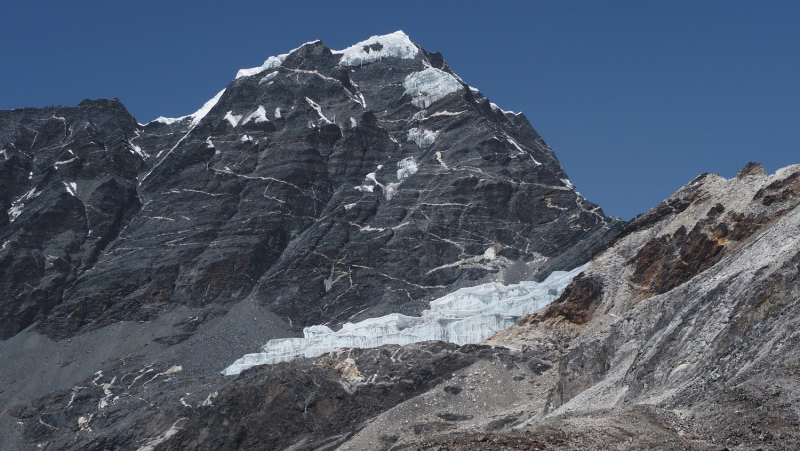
{"left": 223, "top": 111, "right": 242, "bottom": 127}
{"left": 149, "top": 88, "right": 226, "bottom": 126}
{"left": 241, "top": 106, "right": 269, "bottom": 125}
{"left": 190, "top": 89, "right": 226, "bottom": 127}
{"left": 236, "top": 40, "right": 323, "bottom": 79}
{"left": 223, "top": 264, "right": 586, "bottom": 375}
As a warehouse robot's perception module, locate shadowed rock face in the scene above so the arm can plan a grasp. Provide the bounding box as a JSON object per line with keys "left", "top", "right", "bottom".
{"left": 0, "top": 99, "right": 144, "bottom": 339}
{"left": 4, "top": 52, "right": 800, "bottom": 451}
{"left": 0, "top": 33, "right": 623, "bottom": 450}
{"left": 0, "top": 34, "right": 621, "bottom": 344}
{"left": 5, "top": 32, "right": 800, "bottom": 451}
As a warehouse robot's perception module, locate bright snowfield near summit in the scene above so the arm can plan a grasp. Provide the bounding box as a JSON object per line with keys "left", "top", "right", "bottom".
{"left": 1, "top": 30, "right": 800, "bottom": 451}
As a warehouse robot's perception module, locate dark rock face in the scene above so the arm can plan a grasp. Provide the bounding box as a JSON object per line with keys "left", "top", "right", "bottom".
{"left": 0, "top": 99, "right": 144, "bottom": 339}
{"left": 0, "top": 33, "right": 623, "bottom": 450}
{"left": 4, "top": 75, "right": 800, "bottom": 451}
{"left": 1, "top": 34, "right": 620, "bottom": 344}
{"left": 7, "top": 30, "right": 798, "bottom": 451}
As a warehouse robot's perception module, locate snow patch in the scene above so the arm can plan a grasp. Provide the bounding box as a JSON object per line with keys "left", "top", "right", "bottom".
{"left": 507, "top": 137, "right": 541, "bottom": 165}
{"left": 305, "top": 97, "right": 331, "bottom": 124}
{"left": 222, "top": 264, "right": 587, "bottom": 375}
{"left": 408, "top": 128, "right": 439, "bottom": 148}
{"left": 14, "top": 187, "right": 40, "bottom": 205}
{"left": 344, "top": 203, "right": 357, "bottom": 211}
{"left": 274, "top": 107, "right": 282, "bottom": 119}
{"left": 356, "top": 161, "right": 416, "bottom": 200}
{"left": 490, "top": 102, "right": 519, "bottom": 115}
{"left": 224, "top": 111, "right": 243, "bottom": 127}
{"left": 259, "top": 71, "right": 278, "bottom": 84}
{"left": 384, "top": 182, "right": 401, "bottom": 201}
{"left": 129, "top": 141, "right": 149, "bottom": 159}
{"left": 236, "top": 56, "right": 285, "bottom": 79}
{"left": 152, "top": 116, "right": 188, "bottom": 125}
{"left": 404, "top": 68, "right": 463, "bottom": 108}
{"left": 429, "top": 110, "right": 466, "bottom": 118}
{"left": 350, "top": 117, "right": 358, "bottom": 128}
{"left": 240, "top": 135, "right": 253, "bottom": 143}
{"left": 397, "top": 157, "right": 418, "bottom": 181}
{"left": 236, "top": 40, "right": 321, "bottom": 79}
{"left": 54, "top": 156, "right": 78, "bottom": 167}
{"left": 365, "top": 172, "right": 379, "bottom": 184}
{"left": 435, "top": 151, "right": 448, "bottom": 169}
{"left": 147, "top": 88, "right": 225, "bottom": 127}
{"left": 335, "top": 31, "right": 418, "bottom": 67}
{"left": 8, "top": 204, "right": 24, "bottom": 222}
{"left": 355, "top": 172, "right": 383, "bottom": 195}
{"left": 241, "top": 106, "right": 269, "bottom": 125}
{"left": 64, "top": 182, "right": 77, "bottom": 196}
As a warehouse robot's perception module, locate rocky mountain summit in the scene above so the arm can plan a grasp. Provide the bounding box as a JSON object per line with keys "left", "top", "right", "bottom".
{"left": 0, "top": 31, "right": 619, "bottom": 343}
{"left": 2, "top": 31, "right": 797, "bottom": 451}
{"left": 0, "top": 31, "right": 625, "bottom": 449}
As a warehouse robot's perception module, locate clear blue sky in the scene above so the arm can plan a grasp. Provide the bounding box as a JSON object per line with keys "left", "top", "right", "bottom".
{"left": 2, "top": 1, "right": 798, "bottom": 220}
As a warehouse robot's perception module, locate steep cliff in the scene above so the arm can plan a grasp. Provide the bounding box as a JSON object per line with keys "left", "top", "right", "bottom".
{"left": 0, "top": 32, "right": 623, "bottom": 450}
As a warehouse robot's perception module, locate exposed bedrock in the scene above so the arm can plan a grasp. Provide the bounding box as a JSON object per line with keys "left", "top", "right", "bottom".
{"left": 493, "top": 163, "right": 800, "bottom": 450}
{"left": 13, "top": 33, "right": 800, "bottom": 451}
{"left": 1, "top": 31, "right": 621, "bottom": 450}
{"left": 1, "top": 32, "right": 620, "bottom": 345}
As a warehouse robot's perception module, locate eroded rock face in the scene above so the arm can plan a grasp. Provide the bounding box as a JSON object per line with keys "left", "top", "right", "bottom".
{"left": 5, "top": 157, "right": 800, "bottom": 449}
{"left": 492, "top": 163, "right": 800, "bottom": 450}
{"left": 0, "top": 33, "right": 621, "bottom": 346}
{"left": 0, "top": 99, "right": 144, "bottom": 339}
{"left": 0, "top": 32, "right": 622, "bottom": 450}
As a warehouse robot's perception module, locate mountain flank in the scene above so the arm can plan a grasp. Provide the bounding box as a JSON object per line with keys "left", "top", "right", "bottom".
{"left": 3, "top": 32, "right": 798, "bottom": 451}
{"left": 1, "top": 31, "right": 622, "bottom": 450}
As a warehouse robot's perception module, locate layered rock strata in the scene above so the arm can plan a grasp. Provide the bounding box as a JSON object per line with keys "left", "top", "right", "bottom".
{"left": 0, "top": 31, "right": 620, "bottom": 345}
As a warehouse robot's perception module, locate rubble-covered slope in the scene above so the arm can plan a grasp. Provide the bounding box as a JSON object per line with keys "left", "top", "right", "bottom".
{"left": 484, "top": 162, "right": 800, "bottom": 450}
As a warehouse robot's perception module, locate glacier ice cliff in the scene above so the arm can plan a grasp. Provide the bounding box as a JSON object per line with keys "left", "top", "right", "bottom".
{"left": 223, "top": 264, "right": 586, "bottom": 375}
